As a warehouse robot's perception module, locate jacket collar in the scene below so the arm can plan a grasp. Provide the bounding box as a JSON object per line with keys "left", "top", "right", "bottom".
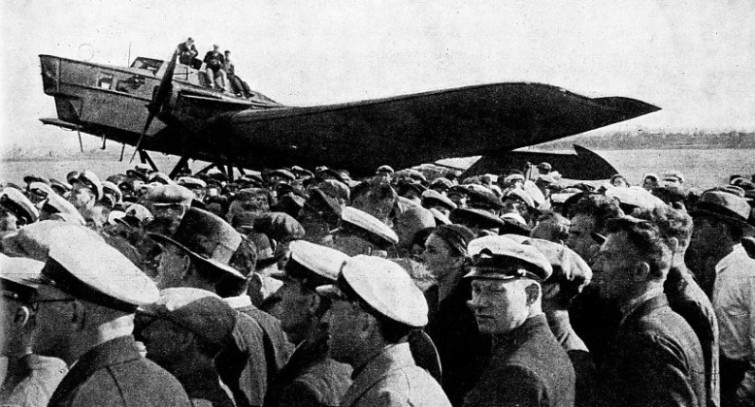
{"left": 340, "top": 343, "right": 415, "bottom": 407}
{"left": 492, "top": 313, "right": 549, "bottom": 354}
{"left": 620, "top": 292, "right": 669, "bottom": 327}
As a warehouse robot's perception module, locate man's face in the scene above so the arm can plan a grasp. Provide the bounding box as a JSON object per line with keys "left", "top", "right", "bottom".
{"left": 277, "top": 279, "right": 315, "bottom": 340}
{"left": 0, "top": 207, "right": 19, "bottom": 232}
{"left": 447, "top": 193, "right": 467, "bottom": 209}
{"left": 69, "top": 185, "right": 95, "bottom": 210}
{"left": 592, "top": 232, "right": 639, "bottom": 300}
{"left": 468, "top": 278, "right": 532, "bottom": 335}
{"left": 664, "top": 177, "right": 682, "bottom": 188}
{"left": 642, "top": 178, "right": 658, "bottom": 191}
{"left": 421, "top": 233, "right": 456, "bottom": 279}
{"left": 688, "top": 216, "right": 719, "bottom": 258}
{"left": 155, "top": 244, "right": 189, "bottom": 289}
{"left": 30, "top": 285, "right": 77, "bottom": 359}
{"left": 566, "top": 215, "right": 600, "bottom": 262}
{"left": 323, "top": 299, "right": 366, "bottom": 364}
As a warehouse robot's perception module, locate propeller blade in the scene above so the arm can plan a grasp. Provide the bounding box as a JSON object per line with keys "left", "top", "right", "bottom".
{"left": 130, "top": 52, "right": 178, "bottom": 163}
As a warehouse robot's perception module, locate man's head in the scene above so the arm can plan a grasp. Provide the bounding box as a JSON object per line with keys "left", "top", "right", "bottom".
{"left": 213, "top": 44, "right": 220, "bottom": 51}
{"left": 68, "top": 171, "right": 102, "bottom": 212}
{"left": 465, "top": 236, "right": 552, "bottom": 335}
{"left": 330, "top": 206, "right": 398, "bottom": 256}
{"left": 1, "top": 255, "right": 45, "bottom": 356}
{"left": 688, "top": 189, "right": 752, "bottom": 259}
{"left": 531, "top": 211, "right": 570, "bottom": 244}
{"left": 272, "top": 241, "right": 348, "bottom": 344}
{"left": 592, "top": 217, "right": 671, "bottom": 303}
{"left": 32, "top": 225, "right": 159, "bottom": 363}
{"left": 0, "top": 188, "right": 38, "bottom": 232}
{"left": 142, "top": 184, "right": 194, "bottom": 236}
{"left": 662, "top": 171, "right": 685, "bottom": 188}
{"left": 566, "top": 194, "right": 624, "bottom": 263}
{"left": 319, "top": 255, "right": 427, "bottom": 366}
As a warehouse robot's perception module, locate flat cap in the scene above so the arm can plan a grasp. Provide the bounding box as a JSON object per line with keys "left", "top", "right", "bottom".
{"left": 40, "top": 225, "right": 159, "bottom": 311}
{"left": 270, "top": 169, "right": 296, "bottom": 182}
{"left": 49, "top": 178, "right": 72, "bottom": 193}
{"left": 341, "top": 206, "right": 399, "bottom": 246}
{"left": 429, "top": 178, "right": 453, "bottom": 192}
{"left": 23, "top": 175, "right": 48, "bottom": 185}
{"left": 304, "top": 188, "right": 342, "bottom": 227}
{"left": 537, "top": 162, "right": 552, "bottom": 172}
{"left": 422, "top": 189, "right": 457, "bottom": 211}
{"left": 140, "top": 288, "right": 235, "bottom": 348}
{"left": 143, "top": 184, "right": 194, "bottom": 207}
{"left": 466, "top": 184, "right": 502, "bottom": 210}
{"left": 150, "top": 208, "right": 244, "bottom": 279}
{"left": 606, "top": 186, "right": 665, "bottom": 212}
{"left": 178, "top": 176, "right": 207, "bottom": 189}
{"left": 449, "top": 208, "right": 507, "bottom": 230}
{"left": 253, "top": 212, "right": 306, "bottom": 243}
{"left": 318, "top": 255, "right": 428, "bottom": 327}
{"left": 101, "top": 181, "right": 122, "bottom": 203}
{"left": 662, "top": 171, "right": 685, "bottom": 184}
{"left": 1, "top": 187, "right": 39, "bottom": 224}
{"left": 39, "top": 193, "right": 84, "bottom": 224}
{"left": 465, "top": 235, "right": 553, "bottom": 281}
{"left": 319, "top": 179, "right": 350, "bottom": 203}
{"left": 503, "top": 188, "right": 535, "bottom": 209}
{"left": 29, "top": 182, "right": 56, "bottom": 199}
{"left": 1, "top": 253, "right": 44, "bottom": 302}
{"left": 503, "top": 173, "right": 526, "bottom": 184}
{"left": 271, "top": 240, "right": 349, "bottom": 289}
{"left": 518, "top": 237, "right": 591, "bottom": 290}
{"left": 429, "top": 207, "right": 451, "bottom": 225}
{"left": 115, "top": 203, "right": 154, "bottom": 228}
{"left": 376, "top": 165, "right": 394, "bottom": 175}
{"left": 72, "top": 170, "right": 104, "bottom": 200}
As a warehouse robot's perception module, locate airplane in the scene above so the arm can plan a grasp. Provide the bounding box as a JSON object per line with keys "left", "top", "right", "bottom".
{"left": 38, "top": 51, "right": 660, "bottom": 180}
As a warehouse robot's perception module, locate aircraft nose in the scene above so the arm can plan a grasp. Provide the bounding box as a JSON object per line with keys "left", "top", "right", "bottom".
{"left": 40, "top": 55, "right": 60, "bottom": 94}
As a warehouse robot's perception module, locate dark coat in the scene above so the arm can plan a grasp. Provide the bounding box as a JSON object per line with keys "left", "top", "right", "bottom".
{"left": 47, "top": 336, "right": 191, "bottom": 407}
{"left": 597, "top": 293, "right": 707, "bottom": 407}
{"left": 664, "top": 265, "right": 720, "bottom": 407}
{"left": 547, "top": 312, "right": 596, "bottom": 407}
{"left": 264, "top": 336, "right": 352, "bottom": 407}
{"left": 174, "top": 365, "right": 235, "bottom": 407}
{"left": 215, "top": 311, "right": 272, "bottom": 407}
{"left": 236, "top": 303, "right": 294, "bottom": 375}
{"left": 425, "top": 280, "right": 491, "bottom": 406}
{"left": 463, "top": 314, "right": 576, "bottom": 407}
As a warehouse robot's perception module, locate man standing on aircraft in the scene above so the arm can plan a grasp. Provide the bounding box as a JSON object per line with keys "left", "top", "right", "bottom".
{"left": 204, "top": 44, "right": 227, "bottom": 91}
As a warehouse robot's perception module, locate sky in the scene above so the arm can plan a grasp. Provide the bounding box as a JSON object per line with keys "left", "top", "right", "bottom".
{"left": 1, "top": 0, "right": 754, "bottom": 153}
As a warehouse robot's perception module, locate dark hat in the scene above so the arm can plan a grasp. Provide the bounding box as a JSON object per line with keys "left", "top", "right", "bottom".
{"left": 449, "top": 208, "right": 507, "bottom": 230}
{"left": 1, "top": 188, "right": 39, "bottom": 224}
{"left": 304, "top": 188, "right": 342, "bottom": 227}
{"left": 49, "top": 179, "right": 72, "bottom": 194}
{"left": 691, "top": 189, "right": 753, "bottom": 230}
{"left": 140, "top": 288, "right": 235, "bottom": 349}
{"left": 466, "top": 184, "right": 502, "bottom": 210}
{"left": 535, "top": 175, "right": 558, "bottom": 189}
{"left": 23, "top": 175, "right": 49, "bottom": 186}
{"left": 340, "top": 206, "right": 398, "bottom": 246}
{"left": 536, "top": 162, "right": 552, "bottom": 172}
{"left": 499, "top": 213, "right": 532, "bottom": 237}
{"left": 271, "top": 240, "right": 349, "bottom": 290}
{"left": 143, "top": 184, "right": 194, "bottom": 207}
{"left": 253, "top": 212, "right": 306, "bottom": 243}
{"left": 72, "top": 170, "right": 103, "bottom": 200}
{"left": 319, "top": 179, "right": 350, "bottom": 203}
{"left": 432, "top": 224, "right": 476, "bottom": 258}
{"left": 317, "top": 255, "right": 428, "bottom": 328}
{"left": 465, "top": 235, "right": 552, "bottom": 281}
{"left": 39, "top": 225, "right": 159, "bottom": 311}
{"left": 126, "top": 167, "right": 149, "bottom": 182}
{"left": 150, "top": 208, "right": 244, "bottom": 279}
{"left": 1, "top": 253, "right": 45, "bottom": 302}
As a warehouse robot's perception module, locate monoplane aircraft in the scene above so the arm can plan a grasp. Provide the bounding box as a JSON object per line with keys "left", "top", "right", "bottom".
{"left": 39, "top": 52, "right": 659, "bottom": 179}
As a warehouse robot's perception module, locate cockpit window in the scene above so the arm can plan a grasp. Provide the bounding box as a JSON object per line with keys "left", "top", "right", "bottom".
{"left": 97, "top": 73, "right": 114, "bottom": 90}
{"left": 130, "top": 57, "right": 163, "bottom": 73}
{"left": 116, "top": 75, "right": 146, "bottom": 93}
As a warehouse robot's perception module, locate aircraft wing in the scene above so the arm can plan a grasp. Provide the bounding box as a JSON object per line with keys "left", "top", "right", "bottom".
{"left": 191, "top": 82, "right": 658, "bottom": 175}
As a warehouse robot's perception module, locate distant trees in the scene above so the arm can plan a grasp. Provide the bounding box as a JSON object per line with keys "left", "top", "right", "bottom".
{"left": 537, "top": 130, "right": 755, "bottom": 150}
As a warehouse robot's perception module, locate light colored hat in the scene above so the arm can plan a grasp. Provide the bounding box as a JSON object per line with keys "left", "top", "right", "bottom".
{"left": 1, "top": 253, "right": 44, "bottom": 301}
{"left": 466, "top": 235, "right": 553, "bottom": 281}
{"left": 1, "top": 188, "right": 39, "bottom": 224}
{"left": 143, "top": 184, "right": 194, "bottom": 207}
{"left": 318, "top": 255, "right": 428, "bottom": 327}
{"left": 40, "top": 225, "right": 159, "bottom": 311}
{"left": 178, "top": 176, "right": 207, "bottom": 189}
{"left": 271, "top": 240, "right": 349, "bottom": 289}
{"left": 605, "top": 186, "right": 666, "bottom": 212}
{"left": 341, "top": 206, "right": 399, "bottom": 245}
{"left": 422, "top": 189, "right": 457, "bottom": 211}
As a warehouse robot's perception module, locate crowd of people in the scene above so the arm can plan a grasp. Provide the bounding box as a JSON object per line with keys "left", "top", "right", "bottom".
{"left": 1, "top": 160, "right": 755, "bottom": 407}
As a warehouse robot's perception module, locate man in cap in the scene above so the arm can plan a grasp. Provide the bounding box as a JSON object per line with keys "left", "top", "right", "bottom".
{"left": 68, "top": 170, "right": 103, "bottom": 226}
{"left": 31, "top": 224, "right": 191, "bottom": 406}
{"left": 663, "top": 171, "right": 685, "bottom": 188}
{"left": 375, "top": 165, "right": 394, "bottom": 182}
{"left": 298, "top": 188, "right": 342, "bottom": 245}
{"left": 330, "top": 206, "right": 399, "bottom": 257}
{"left": 637, "top": 205, "right": 720, "bottom": 407}
{"left": 531, "top": 211, "right": 571, "bottom": 244}
{"left": 1, "top": 254, "right": 67, "bottom": 407}
{"left": 688, "top": 189, "right": 755, "bottom": 406}
{"left": 139, "top": 288, "right": 237, "bottom": 407}
{"left": 516, "top": 237, "right": 595, "bottom": 407}
{"left": 150, "top": 207, "right": 286, "bottom": 407}
{"left": 592, "top": 217, "right": 706, "bottom": 407}
{"left": 463, "top": 236, "right": 575, "bottom": 407}
{"left": 537, "top": 162, "right": 552, "bottom": 175}
{"left": 393, "top": 197, "right": 436, "bottom": 257}
{"left": 449, "top": 207, "right": 507, "bottom": 237}
{"left": 350, "top": 180, "right": 398, "bottom": 224}
{"left": 319, "top": 255, "right": 452, "bottom": 407}
{"left": 178, "top": 176, "right": 207, "bottom": 201}
{"left": 0, "top": 187, "right": 38, "bottom": 234}
{"left": 142, "top": 184, "right": 194, "bottom": 236}
{"left": 264, "top": 241, "right": 353, "bottom": 407}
